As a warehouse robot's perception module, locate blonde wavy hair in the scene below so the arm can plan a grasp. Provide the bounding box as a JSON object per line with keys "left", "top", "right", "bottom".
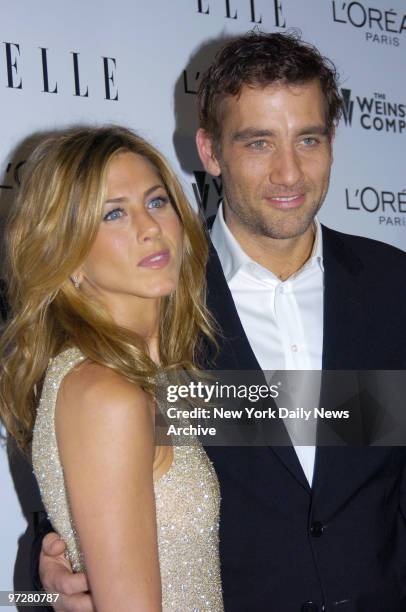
{"left": 0, "top": 125, "right": 216, "bottom": 453}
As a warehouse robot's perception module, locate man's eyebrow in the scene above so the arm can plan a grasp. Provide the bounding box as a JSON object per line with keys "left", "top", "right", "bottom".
{"left": 104, "top": 184, "right": 164, "bottom": 205}
{"left": 231, "top": 125, "right": 329, "bottom": 142}
{"left": 297, "top": 125, "right": 329, "bottom": 136}
{"left": 232, "top": 129, "right": 275, "bottom": 142}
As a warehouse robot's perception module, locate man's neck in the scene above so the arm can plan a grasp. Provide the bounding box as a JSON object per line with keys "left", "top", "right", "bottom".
{"left": 227, "top": 221, "right": 316, "bottom": 281}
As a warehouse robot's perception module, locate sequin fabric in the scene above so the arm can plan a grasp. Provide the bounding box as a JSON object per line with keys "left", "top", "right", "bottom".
{"left": 32, "top": 348, "right": 223, "bottom": 611}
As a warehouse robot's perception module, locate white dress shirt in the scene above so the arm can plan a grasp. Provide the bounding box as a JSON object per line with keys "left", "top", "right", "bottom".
{"left": 211, "top": 203, "right": 324, "bottom": 485}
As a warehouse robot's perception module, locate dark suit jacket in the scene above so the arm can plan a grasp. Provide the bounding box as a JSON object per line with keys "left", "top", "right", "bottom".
{"left": 204, "top": 225, "right": 406, "bottom": 612}
{"left": 30, "top": 225, "right": 406, "bottom": 612}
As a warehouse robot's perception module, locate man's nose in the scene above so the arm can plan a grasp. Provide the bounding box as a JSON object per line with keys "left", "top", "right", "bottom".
{"left": 134, "top": 209, "right": 161, "bottom": 241}
{"left": 269, "top": 146, "right": 304, "bottom": 187}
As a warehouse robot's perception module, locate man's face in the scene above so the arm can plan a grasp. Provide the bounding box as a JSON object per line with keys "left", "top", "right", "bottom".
{"left": 200, "top": 79, "right": 333, "bottom": 242}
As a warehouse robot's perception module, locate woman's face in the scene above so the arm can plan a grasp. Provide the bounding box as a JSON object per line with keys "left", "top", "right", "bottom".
{"left": 78, "top": 151, "right": 183, "bottom": 311}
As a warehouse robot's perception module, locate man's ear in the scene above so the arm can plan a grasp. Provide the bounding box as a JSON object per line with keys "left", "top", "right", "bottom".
{"left": 195, "top": 129, "right": 221, "bottom": 177}
{"left": 329, "top": 126, "right": 335, "bottom": 164}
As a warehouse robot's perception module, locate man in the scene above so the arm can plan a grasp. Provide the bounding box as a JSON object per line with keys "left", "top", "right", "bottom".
{"left": 33, "top": 32, "right": 406, "bottom": 611}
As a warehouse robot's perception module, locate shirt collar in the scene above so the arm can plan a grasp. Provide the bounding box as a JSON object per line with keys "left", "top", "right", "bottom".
{"left": 210, "top": 202, "right": 324, "bottom": 282}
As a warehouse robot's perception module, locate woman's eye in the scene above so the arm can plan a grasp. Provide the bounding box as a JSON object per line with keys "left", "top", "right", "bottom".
{"left": 147, "top": 196, "right": 169, "bottom": 209}
{"left": 103, "top": 207, "right": 125, "bottom": 221}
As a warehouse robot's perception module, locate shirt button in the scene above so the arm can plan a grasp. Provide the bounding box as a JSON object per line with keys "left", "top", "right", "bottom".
{"left": 291, "top": 344, "right": 298, "bottom": 352}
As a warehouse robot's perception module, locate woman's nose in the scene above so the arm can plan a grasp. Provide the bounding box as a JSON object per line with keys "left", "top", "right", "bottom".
{"left": 134, "top": 210, "right": 161, "bottom": 242}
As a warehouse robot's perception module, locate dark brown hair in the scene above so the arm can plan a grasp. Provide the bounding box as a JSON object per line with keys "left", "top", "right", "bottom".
{"left": 198, "top": 31, "right": 342, "bottom": 143}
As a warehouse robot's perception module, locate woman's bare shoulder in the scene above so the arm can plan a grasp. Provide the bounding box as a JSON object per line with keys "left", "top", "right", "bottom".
{"left": 57, "top": 359, "right": 152, "bottom": 424}
{"left": 59, "top": 360, "right": 149, "bottom": 406}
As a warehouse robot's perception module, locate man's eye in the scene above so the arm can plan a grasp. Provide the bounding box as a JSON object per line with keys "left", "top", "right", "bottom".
{"left": 248, "top": 140, "right": 267, "bottom": 150}
{"left": 103, "top": 207, "right": 125, "bottom": 221}
{"left": 302, "top": 137, "right": 319, "bottom": 146}
{"left": 147, "top": 196, "right": 169, "bottom": 209}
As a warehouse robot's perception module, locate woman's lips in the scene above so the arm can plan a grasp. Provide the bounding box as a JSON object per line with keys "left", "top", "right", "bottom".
{"left": 137, "top": 249, "right": 170, "bottom": 269}
{"left": 264, "top": 193, "right": 305, "bottom": 209}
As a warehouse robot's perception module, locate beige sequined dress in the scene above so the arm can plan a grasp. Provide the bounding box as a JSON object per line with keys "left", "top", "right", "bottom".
{"left": 32, "top": 348, "right": 223, "bottom": 611}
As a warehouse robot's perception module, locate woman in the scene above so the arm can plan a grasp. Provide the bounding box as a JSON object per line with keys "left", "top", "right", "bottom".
{"left": 0, "top": 126, "right": 223, "bottom": 611}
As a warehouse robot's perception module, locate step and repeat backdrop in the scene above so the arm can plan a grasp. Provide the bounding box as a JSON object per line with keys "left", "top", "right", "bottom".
{"left": 1, "top": 0, "right": 405, "bottom": 599}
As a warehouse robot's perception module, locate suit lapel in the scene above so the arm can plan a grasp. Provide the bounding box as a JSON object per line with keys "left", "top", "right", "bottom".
{"left": 313, "top": 226, "right": 366, "bottom": 495}
{"left": 206, "top": 241, "right": 261, "bottom": 370}
{"left": 270, "top": 446, "right": 312, "bottom": 492}
{"left": 320, "top": 225, "right": 366, "bottom": 370}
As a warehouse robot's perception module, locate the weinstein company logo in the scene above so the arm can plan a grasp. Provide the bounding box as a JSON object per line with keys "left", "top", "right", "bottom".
{"left": 332, "top": 2, "right": 406, "bottom": 46}
{"left": 345, "top": 185, "right": 406, "bottom": 227}
{"left": 341, "top": 89, "right": 406, "bottom": 134}
{"left": 197, "top": 0, "right": 286, "bottom": 28}
{"left": 192, "top": 171, "right": 223, "bottom": 214}
{"left": 1, "top": 43, "right": 118, "bottom": 100}
{"left": 341, "top": 89, "right": 354, "bottom": 126}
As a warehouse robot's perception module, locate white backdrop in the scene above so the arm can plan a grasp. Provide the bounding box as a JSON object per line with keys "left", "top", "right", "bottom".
{"left": 1, "top": 0, "right": 405, "bottom": 603}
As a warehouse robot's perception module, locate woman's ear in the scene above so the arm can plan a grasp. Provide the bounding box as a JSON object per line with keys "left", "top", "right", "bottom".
{"left": 70, "top": 269, "right": 84, "bottom": 289}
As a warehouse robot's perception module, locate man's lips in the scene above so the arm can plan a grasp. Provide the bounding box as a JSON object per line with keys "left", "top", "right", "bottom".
{"left": 137, "top": 249, "right": 170, "bottom": 269}
{"left": 264, "top": 193, "right": 306, "bottom": 209}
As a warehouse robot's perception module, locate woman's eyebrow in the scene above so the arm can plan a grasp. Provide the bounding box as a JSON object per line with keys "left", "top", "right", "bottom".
{"left": 104, "top": 196, "right": 127, "bottom": 205}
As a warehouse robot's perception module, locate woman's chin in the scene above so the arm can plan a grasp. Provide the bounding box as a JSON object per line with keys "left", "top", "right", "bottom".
{"left": 141, "top": 280, "right": 178, "bottom": 299}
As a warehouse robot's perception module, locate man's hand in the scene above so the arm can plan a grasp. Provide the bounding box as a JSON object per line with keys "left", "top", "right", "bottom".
{"left": 40, "top": 532, "right": 95, "bottom": 612}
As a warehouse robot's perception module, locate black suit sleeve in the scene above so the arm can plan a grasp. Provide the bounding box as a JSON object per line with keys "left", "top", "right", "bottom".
{"left": 31, "top": 512, "right": 54, "bottom": 591}
{"left": 399, "top": 449, "right": 406, "bottom": 523}
{"left": 31, "top": 513, "right": 55, "bottom": 612}
{"left": 0, "top": 279, "right": 9, "bottom": 322}
{"left": 398, "top": 451, "right": 406, "bottom": 602}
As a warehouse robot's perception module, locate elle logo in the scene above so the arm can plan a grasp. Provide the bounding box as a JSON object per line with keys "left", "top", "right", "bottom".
{"left": 2, "top": 43, "right": 118, "bottom": 100}
{"left": 197, "top": 0, "right": 286, "bottom": 28}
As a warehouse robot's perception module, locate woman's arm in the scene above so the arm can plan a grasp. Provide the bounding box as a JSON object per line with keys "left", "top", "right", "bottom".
{"left": 55, "top": 361, "right": 161, "bottom": 612}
